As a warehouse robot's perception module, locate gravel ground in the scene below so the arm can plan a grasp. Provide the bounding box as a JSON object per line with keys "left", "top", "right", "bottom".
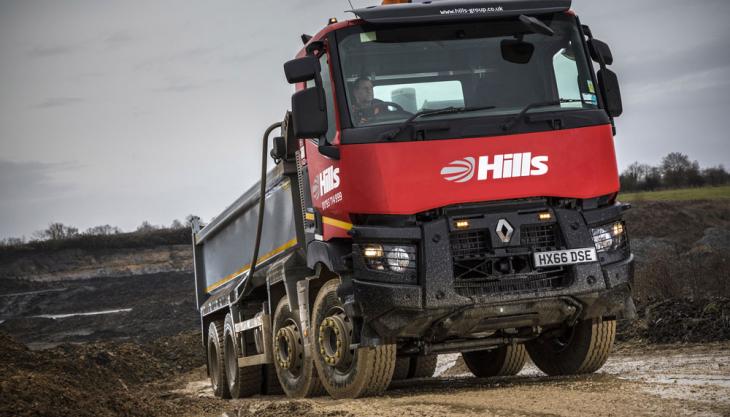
{"left": 171, "top": 342, "right": 730, "bottom": 417}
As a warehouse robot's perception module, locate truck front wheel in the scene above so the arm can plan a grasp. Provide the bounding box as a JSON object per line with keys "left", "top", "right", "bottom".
{"left": 272, "top": 296, "right": 324, "bottom": 398}
{"left": 462, "top": 344, "right": 526, "bottom": 377}
{"left": 207, "top": 320, "right": 231, "bottom": 399}
{"left": 526, "top": 318, "right": 616, "bottom": 376}
{"left": 312, "top": 278, "right": 396, "bottom": 399}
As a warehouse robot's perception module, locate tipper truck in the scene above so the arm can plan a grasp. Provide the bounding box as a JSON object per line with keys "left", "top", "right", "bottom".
{"left": 191, "top": 0, "right": 635, "bottom": 400}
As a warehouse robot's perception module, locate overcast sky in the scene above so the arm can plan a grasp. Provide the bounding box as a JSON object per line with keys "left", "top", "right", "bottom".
{"left": 1, "top": 0, "right": 729, "bottom": 239}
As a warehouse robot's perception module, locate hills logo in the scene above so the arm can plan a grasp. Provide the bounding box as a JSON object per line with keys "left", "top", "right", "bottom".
{"left": 440, "top": 157, "right": 476, "bottom": 183}
{"left": 313, "top": 165, "right": 340, "bottom": 199}
{"left": 441, "top": 152, "right": 549, "bottom": 183}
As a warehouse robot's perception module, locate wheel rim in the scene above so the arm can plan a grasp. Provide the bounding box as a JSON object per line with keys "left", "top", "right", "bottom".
{"left": 275, "top": 320, "right": 303, "bottom": 377}
{"left": 318, "top": 307, "right": 355, "bottom": 373}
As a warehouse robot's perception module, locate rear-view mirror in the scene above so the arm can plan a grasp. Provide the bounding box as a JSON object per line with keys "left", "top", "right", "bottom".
{"left": 588, "top": 39, "right": 614, "bottom": 66}
{"left": 291, "top": 88, "right": 327, "bottom": 138}
{"left": 284, "top": 56, "right": 320, "bottom": 84}
{"left": 598, "top": 68, "right": 622, "bottom": 117}
{"left": 501, "top": 39, "right": 535, "bottom": 64}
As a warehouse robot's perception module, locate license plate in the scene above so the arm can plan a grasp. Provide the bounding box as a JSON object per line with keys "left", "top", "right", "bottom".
{"left": 533, "top": 248, "right": 597, "bottom": 268}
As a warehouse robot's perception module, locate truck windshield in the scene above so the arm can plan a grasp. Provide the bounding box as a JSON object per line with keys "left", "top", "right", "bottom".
{"left": 337, "top": 13, "right": 597, "bottom": 129}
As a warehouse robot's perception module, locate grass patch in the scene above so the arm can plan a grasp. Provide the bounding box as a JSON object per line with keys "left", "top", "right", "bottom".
{"left": 620, "top": 185, "right": 730, "bottom": 202}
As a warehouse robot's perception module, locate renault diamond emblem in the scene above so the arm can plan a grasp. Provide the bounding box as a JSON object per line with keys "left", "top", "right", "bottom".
{"left": 496, "top": 219, "right": 514, "bottom": 243}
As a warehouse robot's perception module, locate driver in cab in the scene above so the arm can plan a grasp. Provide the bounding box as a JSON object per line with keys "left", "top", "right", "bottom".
{"left": 351, "top": 77, "right": 388, "bottom": 125}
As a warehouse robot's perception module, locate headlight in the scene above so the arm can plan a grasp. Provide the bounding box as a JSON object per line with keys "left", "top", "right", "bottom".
{"left": 362, "top": 244, "right": 416, "bottom": 273}
{"left": 386, "top": 247, "right": 411, "bottom": 273}
{"left": 591, "top": 221, "right": 627, "bottom": 253}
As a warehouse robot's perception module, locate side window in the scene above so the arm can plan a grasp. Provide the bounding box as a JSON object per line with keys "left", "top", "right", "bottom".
{"left": 320, "top": 54, "right": 337, "bottom": 143}
{"left": 553, "top": 49, "right": 581, "bottom": 108}
{"left": 553, "top": 48, "right": 597, "bottom": 108}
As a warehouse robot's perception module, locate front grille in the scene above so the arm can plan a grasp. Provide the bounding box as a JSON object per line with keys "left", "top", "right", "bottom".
{"left": 521, "top": 223, "right": 559, "bottom": 250}
{"left": 450, "top": 230, "right": 491, "bottom": 280}
{"left": 450, "top": 230, "right": 489, "bottom": 260}
{"left": 449, "top": 222, "right": 568, "bottom": 297}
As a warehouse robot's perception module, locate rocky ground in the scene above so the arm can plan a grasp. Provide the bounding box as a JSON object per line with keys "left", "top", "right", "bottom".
{"left": 4, "top": 329, "right": 728, "bottom": 417}
{"left": 214, "top": 342, "right": 730, "bottom": 417}
{"left": 1, "top": 200, "right": 729, "bottom": 416}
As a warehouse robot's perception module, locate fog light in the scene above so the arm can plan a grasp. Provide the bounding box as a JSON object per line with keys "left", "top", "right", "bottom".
{"left": 592, "top": 227, "right": 613, "bottom": 252}
{"left": 613, "top": 222, "right": 624, "bottom": 237}
{"left": 591, "top": 221, "right": 627, "bottom": 253}
{"left": 363, "top": 244, "right": 384, "bottom": 258}
{"left": 386, "top": 247, "right": 411, "bottom": 273}
{"left": 538, "top": 212, "right": 552, "bottom": 221}
{"left": 361, "top": 244, "right": 416, "bottom": 276}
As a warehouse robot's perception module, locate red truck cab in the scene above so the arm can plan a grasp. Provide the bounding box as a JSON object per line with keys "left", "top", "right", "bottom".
{"left": 272, "top": 0, "right": 634, "bottom": 398}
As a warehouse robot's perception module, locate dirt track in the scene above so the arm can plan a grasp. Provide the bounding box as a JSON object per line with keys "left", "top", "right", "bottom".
{"left": 178, "top": 343, "right": 730, "bottom": 417}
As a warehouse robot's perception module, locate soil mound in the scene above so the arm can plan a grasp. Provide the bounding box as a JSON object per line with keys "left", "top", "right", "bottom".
{"left": 619, "top": 298, "right": 730, "bottom": 343}
{"left": 0, "top": 330, "right": 208, "bottom": 417}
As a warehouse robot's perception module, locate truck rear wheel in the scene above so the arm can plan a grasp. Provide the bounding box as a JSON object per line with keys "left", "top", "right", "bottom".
{"left": 312, "top": 278, "right": 396, "bottom": 399}
{"left": 207, "top": 320, "right": 230, "bottom": 399}
{"left": 526, "top": 318, "right": 616, "bottom": 376}
{"left": 462, "top": 344, "right": 526, "bottom": 377}
{"left": 223, "top": 313, "right": 262, "bottom": 398}
{"left": 411, "top": 355, "right": 438, "bottom": 378}
{"left": 391, "top": 354, "right": 437, "bottom": 381}
{"left": 262, "top": 364, "right": 284, "bottom": 395}
{"left": 392, "top": 357, "right": 411, "bottom": 380}
{"left": 272, "top": 296, "right": 324, "bottom": 398}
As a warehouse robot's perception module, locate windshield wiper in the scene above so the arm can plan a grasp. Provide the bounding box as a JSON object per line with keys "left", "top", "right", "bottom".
{"left": 502, "top": 99, "right": 583, "bottom": 132}
{"left": 379, "top": 105, "right": 496, "bottom": 141}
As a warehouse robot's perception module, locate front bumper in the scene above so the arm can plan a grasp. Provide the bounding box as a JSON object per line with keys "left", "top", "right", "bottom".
{"left": 348, "top": 203, "right": 635, "bottom": 340}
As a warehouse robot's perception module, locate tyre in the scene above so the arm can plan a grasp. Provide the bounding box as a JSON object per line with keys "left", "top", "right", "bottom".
{"left": 207, "top": 320, "right": 230, "bottom": 399}
{"left": 262, "top": 364, "right": 284, "bottom": 395}
{"left": 391, "top": 354, "right": 437, "bottom": 383}
{"left": 391, "top": 357, "right": 411, "bottom": 381}
{"left": 410, "top": 354, "right": 438, "bottom": 378}
{"left": 272, "top": 296, "right": 324, "bottom": 398}
{"left": 223, "top": 313, "right": 262, "bottom": 398}
{"left": 526, "top": 318, "right": 616, "bottom": 376}
{"left": 312, "top": 278, "right": 396, "bottom": 399}
{"left": 462, "top": 344, "right": 526, "bottom": 378}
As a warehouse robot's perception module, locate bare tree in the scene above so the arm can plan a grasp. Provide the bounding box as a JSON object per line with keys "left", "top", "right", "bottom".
{"left": 643, "top": 167, "right": 663, "bottom": 191}
{"left": 136, "top": 221, "right": 158, "bottom": 233}
{"left": 702, "top": 165, "right": 729, "bottom": 186}
{"left": 661, "top": 152, "right": 701, "bottom": 188}
{"left": 84, "top": 224, "right": 122, "bottom": 236}
{"left": 0, "top": 237, "right": 25, "bottom": 247}
{"left": 620, "top": 162, "right": 652, "bottom": 191}
{"left": 34, "top": 223, "right": 79, "bottom": 241}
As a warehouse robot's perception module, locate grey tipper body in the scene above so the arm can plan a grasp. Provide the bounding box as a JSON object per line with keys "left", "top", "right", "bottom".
{"left": 192, "top": 164, "right": 299, "bottom": 311}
